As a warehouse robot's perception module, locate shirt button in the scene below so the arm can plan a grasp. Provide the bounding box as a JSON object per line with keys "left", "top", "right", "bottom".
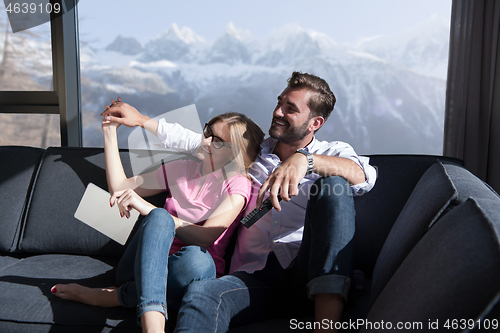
{"left": 274, "top": 221, "right": 278, "bottom": 224}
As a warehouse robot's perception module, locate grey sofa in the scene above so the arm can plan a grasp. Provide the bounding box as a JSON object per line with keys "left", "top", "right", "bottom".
{"left": 1, "top": 146, "right": 499, "bottom": 332}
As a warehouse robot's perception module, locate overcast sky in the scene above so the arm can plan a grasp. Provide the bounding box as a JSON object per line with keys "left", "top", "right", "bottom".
{"left": 76, "top": 0, "right": 452, "bottom": 48}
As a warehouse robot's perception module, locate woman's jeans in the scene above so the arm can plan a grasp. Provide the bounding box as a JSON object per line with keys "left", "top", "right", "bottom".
{"left": 175, "top": 176, "right": 355, "bottom": 332}
{"left": 115, "top": 208, "right": 216, "bottom": 322}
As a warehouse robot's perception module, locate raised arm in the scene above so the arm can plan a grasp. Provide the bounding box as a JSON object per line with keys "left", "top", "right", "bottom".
{"left": 102, "top": 119, "right": 162, "bottom": 198}
{"left": 100, "top": 97, "right": 157, "bottom": 133}
{"left": 101, "top": 98, "right": 201, "bottom": 155}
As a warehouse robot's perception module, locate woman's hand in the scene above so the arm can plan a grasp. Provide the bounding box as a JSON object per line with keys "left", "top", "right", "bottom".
{"left": 101, "top": 97, "right": 151, "bottom": 128}
{"left": 102, "top": 115, "right": 121, "bottom": 131}
{"left": 101, "top": 98, "right": 123, "bottom": 131}
{"left": 110, "top": 188, "right": 156, "bottom": 218}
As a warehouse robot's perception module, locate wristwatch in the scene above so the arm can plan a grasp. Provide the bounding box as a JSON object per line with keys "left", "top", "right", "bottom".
{"left": 295, "top": 148, "right": 314, "bottom": 176}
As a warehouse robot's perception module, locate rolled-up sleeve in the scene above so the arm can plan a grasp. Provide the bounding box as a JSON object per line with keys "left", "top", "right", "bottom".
{"left": 349, "top": 155, "right": 377, "bottom": 196}
{"left": 317, "top": 140, "right": 377, "bottom": 196}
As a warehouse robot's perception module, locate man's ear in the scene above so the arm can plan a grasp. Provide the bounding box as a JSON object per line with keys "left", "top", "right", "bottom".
{"left": 309, "top": 116, "right": 325, "bottom": 132}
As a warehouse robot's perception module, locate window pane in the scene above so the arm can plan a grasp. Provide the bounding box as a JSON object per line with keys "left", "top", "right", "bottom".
{"left": 0, "top": 10, "right": 57, "bottom": 148}
{"left": 0, "top": 113, "right": 60, "bottom": 147}
{"left": 0, "top": 10, "right": 53, "bottom": 91}
{"left": 78, "top": 1, "right": 451, "bottom": 154}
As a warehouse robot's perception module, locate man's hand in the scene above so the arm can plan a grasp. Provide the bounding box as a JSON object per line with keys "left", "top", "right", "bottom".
{"left": 100, "top": 97, "right": 151, "bottom": 128}
{"left": 257, "top": 152, "right": 309, "bottom": 211}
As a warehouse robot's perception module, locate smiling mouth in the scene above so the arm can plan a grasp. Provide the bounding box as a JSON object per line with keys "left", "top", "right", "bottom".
{"left": 272, "top": 118, "right": 288, "bottom": 126}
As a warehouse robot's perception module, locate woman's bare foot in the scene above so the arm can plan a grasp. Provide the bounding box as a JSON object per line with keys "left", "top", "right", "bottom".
{"left": 51, "top": 283, "right": 120, "bottom": 307}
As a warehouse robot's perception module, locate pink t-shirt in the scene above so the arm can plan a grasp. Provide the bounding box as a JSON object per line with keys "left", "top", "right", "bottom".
{"left": 156, "top": 159, "right": 251, "bottom": 276}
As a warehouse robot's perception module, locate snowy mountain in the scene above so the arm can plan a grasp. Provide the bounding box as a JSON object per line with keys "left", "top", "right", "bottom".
{"left": 206, "top": 23, "right": 252, "bottom": 65}
{"left": 105, "top": 35, "right": 143, "bottom": 56}
{"left": 77, "top": 17, "right": 450, "bottom": 154}
{"left": 356, "top": 14, "right": 450, "bottom": 79}
{"left": 140, "top": 23, "right": 206, "bottom": 62}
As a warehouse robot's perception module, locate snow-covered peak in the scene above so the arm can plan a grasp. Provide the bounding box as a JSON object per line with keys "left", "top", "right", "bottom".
{"left": 206, "top": 23, "right": 253, "bottom": 65}
{"left": 357, "top": 14, "right": 449, "bottom": 48}
{"left": 139, "top": 24, "right": 205, "bottom": 62}
{"left": 160, "top": 23, "right": 205, "bottom": 45}
{"left": 216, "top": 22, "right": 252, "bottom": 42}
{"left": 356, "top": 14, "right": 450, "bottom": 79}
{"left": 256, "top": 24, "right": 337, "bottom": 55}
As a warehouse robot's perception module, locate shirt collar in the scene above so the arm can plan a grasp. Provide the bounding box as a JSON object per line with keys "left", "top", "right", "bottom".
{"left": 303, "top": 137, "right": 317, "bottom": 152}
{"left": 260, "top": 136, "right": 318, "bottom": 156}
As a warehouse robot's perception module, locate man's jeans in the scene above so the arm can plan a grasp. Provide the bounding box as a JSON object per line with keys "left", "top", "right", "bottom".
{"left": 115, "top": 208, "right": 216, "bottom": 322}
{"left": 175, "top": 176, "right": 355, "bottom": 332}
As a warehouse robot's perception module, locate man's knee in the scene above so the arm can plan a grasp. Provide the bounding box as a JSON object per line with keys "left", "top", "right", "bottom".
{"left": 182, "top": 278, "right": 222, "bottom": 306}
{"left": 309, "top": 176, "right": 353, "bottom": 203}
{"left": 172, "top": 246, "right": 215, "bottom": 279}
{"left": 306, "top": 176, "right": 355, "bottom": 233}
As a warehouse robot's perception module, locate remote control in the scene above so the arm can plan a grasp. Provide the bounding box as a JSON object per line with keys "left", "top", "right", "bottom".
{"left": 241, "top": 195, "right": 282, "bottom": 228}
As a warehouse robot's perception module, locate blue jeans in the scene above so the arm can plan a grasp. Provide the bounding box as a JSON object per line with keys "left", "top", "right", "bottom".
{"left": 115, "top": 208, "right": 216, "bottom": 322}
{"left": 175, "top": 176, "right": 355, "bottom": 332}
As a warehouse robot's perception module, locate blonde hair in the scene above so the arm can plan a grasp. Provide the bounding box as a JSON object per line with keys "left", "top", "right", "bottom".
{"left": 208, "top": 113, "right": 264, "bottom": 177}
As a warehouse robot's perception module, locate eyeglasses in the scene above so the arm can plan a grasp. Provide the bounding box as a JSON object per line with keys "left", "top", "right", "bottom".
{"left": 203, "top": 123, "right": 231, "bottom": 149}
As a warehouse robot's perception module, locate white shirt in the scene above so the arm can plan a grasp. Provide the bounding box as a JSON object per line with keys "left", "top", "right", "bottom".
{"left": 156, "top": 119, "right": 377, "bottom": 273}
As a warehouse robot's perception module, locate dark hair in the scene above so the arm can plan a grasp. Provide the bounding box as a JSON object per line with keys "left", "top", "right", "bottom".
{"left": 287, "top": 71, "right": 336, "bottom": 121}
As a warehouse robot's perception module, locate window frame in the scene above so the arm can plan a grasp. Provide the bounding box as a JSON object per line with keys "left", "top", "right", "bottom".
{"left": 0, "top": 0, "right": 82, "bottom": 147}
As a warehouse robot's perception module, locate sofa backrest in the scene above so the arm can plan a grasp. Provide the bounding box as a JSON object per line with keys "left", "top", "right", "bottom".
{"left": 361, "top": 197, "right": 500, "bottom": 331}
{"left": 369, "top": 161, "right": 500, "bottom": 305}
{"left": 17, "top": 147, "right": 173, "bottom": 257}
{"left": 0, "top": 146, "right": 44, "bottom": 252}
{"left": 352, "top": 155, "right": 463, "bottom": 275}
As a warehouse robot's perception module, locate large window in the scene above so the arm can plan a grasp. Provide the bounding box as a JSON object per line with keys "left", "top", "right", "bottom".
{"left": 45, "top": 1, "right": 451, "bottom": 154}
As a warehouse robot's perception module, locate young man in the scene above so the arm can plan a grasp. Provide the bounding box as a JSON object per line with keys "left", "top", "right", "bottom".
{"left": 103, "top": 72, "right": 376, "bottom": 332}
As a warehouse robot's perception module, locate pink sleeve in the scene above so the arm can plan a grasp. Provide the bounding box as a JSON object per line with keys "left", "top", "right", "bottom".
{"left": 222, "top": 175, "right": 252, "bottom": 212}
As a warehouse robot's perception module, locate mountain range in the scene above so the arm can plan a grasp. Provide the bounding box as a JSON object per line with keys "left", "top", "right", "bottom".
{"left": 1, "top": 13, "right": 450, "bottom": 154}
{"left": 80, "top": 14, "right": 449, "bottom": 154}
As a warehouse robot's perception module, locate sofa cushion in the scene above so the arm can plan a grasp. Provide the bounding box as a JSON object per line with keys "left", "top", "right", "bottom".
{"left": 0, "top": 146, "right": 43, "bottom": 252}
{"left": 18, "top": 147, "right": 182, "bottom": 257}
{"left": 0, "top": 254, "right": 138, "bottom": 331}
{"left": 369, "top": 161, "right": 457, "bottom": 304}
{"left": 443, "top": 162, "right": 500, "bottom": 203}
{"left": 18, "top": 147, "right": 128, "bottom": 257}
{"left": 0, "top": 255, "right": 19, "bottom": 273}
{"left": 362, "top": 198, "right": 500, "bottom": 331}
{"left": 369, "top": 161, "right": 499, "bottom": 305}
{"left": 352, "top": 155, "right": 463, "bottom": 275}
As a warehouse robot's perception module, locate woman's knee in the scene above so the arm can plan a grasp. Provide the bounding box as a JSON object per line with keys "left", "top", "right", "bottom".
{"left": 141, "top": 208, "right": 175, "bottom": 232}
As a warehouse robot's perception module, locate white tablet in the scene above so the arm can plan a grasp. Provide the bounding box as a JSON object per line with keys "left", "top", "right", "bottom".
{"left": 74, "top": 183, "right": 139, "bottom": 245}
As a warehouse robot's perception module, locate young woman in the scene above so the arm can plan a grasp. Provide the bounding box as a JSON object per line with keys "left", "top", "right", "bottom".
{"left": 52, "top": 104, "right": 264, "bottom": 333}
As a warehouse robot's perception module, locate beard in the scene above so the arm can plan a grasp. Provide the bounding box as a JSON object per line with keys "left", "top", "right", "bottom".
{"left": 269, "top": 117, "right": 310, "bottom": 144}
